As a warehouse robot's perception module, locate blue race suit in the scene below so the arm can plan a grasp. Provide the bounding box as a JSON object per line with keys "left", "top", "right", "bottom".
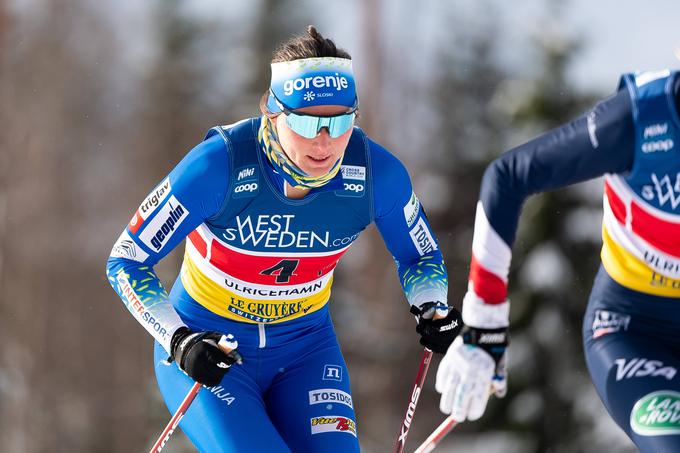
{"left": 106, "top": 117, "right": 448, "bottom": 452}
{"left": 467, "top": 69, "right": 680, "bottom": 452}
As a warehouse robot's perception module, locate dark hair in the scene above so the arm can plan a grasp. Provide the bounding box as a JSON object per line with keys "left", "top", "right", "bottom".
{"left": 272, "top": 25, "right": 351, "bottom": 62}
{"left": 260, "top": 26, "right": 352, "bottom": 115}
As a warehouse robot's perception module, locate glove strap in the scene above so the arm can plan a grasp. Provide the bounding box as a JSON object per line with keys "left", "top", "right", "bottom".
{"left": 461, "top": 325, "right": 508, "bottom": 365}
{"left": 410, "top": 301, "right": 449, "bottom": 319}
{"left": 169, "top": 326, "right": 192, "bottom": 362}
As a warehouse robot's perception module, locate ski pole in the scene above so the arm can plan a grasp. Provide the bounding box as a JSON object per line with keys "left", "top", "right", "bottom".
{"left": 414, "top": 414, "right": 458, "bottom": 453}
{"left": 149, "top": 335, "right": 239, "bottom": 453}
{"left": 394, "top": 347, "right": 433, "bottom": 453}
{"left": 149, "top": 381, "right": 202, "bottom": 453}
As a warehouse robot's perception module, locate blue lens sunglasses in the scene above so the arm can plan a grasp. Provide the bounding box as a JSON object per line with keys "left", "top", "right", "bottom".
{"left": 270, "top": 92, "right": 358, "bottom": 139}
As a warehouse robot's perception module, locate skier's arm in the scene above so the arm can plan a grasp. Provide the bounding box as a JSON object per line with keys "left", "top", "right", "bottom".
{"left": 106, "top": 135, "right": 230, "bottom": 354}
{"left": 372, "top": 141, "right": 461, "bottom": 352}
{"left": 436, "top": 88, "right": 635, "bottom": 421}
{"left": 372, "top": 141, "right": 447, "bottom": 308}
{"left": 469, "top": 87, "right": 634, "bottom": 309}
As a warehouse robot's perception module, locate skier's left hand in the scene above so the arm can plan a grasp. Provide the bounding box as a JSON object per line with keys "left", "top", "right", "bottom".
{"left": 412, "top": 302, "right": 463, "bottom": 353}
{"left": 435, "top": 325, "right": 508, "bottom": 421}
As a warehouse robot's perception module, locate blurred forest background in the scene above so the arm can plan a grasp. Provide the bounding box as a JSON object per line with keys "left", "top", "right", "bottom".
{"left": 2, "top": 0, "right": 679, "bottom": 452}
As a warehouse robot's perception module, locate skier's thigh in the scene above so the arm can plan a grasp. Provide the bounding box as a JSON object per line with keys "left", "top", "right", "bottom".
{"left": 266, "top": 341, "right": 360, "bottom": 453}
{"left": 586, "top": 334, "right": 680, "bottom": 453}
{"left": 154, "top": 341, "right": 291, "bottom": 453}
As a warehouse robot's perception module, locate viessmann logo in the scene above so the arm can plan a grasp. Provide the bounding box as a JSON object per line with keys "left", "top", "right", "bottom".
{"left": 642, "top": 173, "right": 680, "bottom": 210}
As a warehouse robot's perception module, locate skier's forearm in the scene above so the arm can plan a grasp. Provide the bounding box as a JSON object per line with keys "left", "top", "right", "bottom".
{"left": 107, "top": 257, "right": 186, "bottom": 353}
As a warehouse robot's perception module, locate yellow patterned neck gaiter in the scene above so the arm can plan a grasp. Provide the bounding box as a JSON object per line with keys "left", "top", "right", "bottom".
{"left": 258, "top": 116, "right": 343, "bottom": 189}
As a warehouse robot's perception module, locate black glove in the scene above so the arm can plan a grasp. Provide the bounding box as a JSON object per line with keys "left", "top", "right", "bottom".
{"left": 170, "top": 327, "right": 243, "bottom": 387}
{"left": 461, "top": 325, "right": 509, "bottom": 394}
{"left": 412, "top": 302, "right": 463, "bottom": 353}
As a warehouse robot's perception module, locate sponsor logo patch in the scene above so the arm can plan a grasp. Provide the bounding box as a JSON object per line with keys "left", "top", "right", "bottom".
{"left": 234, "top": 182, "right": 259, "bottom": 195}
{"left": 310, "top": 416, "right": 357, "bottom": 437}
{"left": 640, "top": 122, "right": 674, "bottom": 154}
{"left": 342, "top": 182, "right": 364, "bottom": 194}
{"left": 403, "top": 192, "right": 420, "bottom": 228}
{"left": 631, "top": 390, "right": 680, "bottom": 436}
{"left": 341, "top": 165, "right": 366, "bottom": 181}
{"left": 641, "top": 173, "right": 680, "bottom": 210}
{"left": 236, "top": 166, "right": 256, "bottom": 182}
{"left": 234, "top": 166, "right": 259, "bottom": 198}
{"left": 642, "top": 139, "right": 674, "bottom": 153}
{"left": 478, "top": 332, "right": 505, "bottom": 344}
{"left": 643, "top": 122, "right": 669, "bottom": 139}
{"left": 309, "top": 389, "right": 353, "bottom": 409}
{"left": 323, "top": 365, "right": 342, "bottom": 382}
{"left": 337, "top": 165, "right": 365, "bottom": 198}
{"left": 592, "top": 309, "right": 631, "bottom": 338}
{"left": 221, "top": 215, "right": 330, "bottom": 249}
{"left": 110, "top": 230, "right": 149, "bottom": 262}
{"left": 409, "top": 218, "right": 437, "bottom": 256}
{"left": 615, "top": 358, "right": 677, "bottom": 381}
{"left": 139, "top": 196, "right": 188, "bottom": 251}
{"left": 226, "top": 297, "right": 311, "bottom": 323}
{"left": 283, "top": 74, "right": 349, "bottom": 97}
{"left": 129, "top": 178, "right": 171, "bottom": 234}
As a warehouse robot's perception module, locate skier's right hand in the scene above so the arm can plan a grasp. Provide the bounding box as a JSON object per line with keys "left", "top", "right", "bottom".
{"left": 435, "top": 324, "right": 508, "bottom": 421}
{"left": 170, "top": 327, "right": 243, "bottom": 387}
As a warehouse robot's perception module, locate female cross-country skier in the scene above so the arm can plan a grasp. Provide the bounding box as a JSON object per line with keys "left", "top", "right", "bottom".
{"left": 107, "top": 26, "right": 461, "bottom": 452}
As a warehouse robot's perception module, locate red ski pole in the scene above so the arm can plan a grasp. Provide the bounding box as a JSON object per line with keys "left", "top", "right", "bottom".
{"left": 149, "top": 381, "right": 202, "bottom": 453}
{"left": 414, "top": 414, "right": 458, "bottom": 453}
{"left": 394, "top": 347, "right": 433, "bottom": 453}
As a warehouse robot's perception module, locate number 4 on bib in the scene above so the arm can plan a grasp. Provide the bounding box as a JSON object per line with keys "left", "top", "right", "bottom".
{"left": 260, "top": 259, "right": 300, "bottom": 283}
